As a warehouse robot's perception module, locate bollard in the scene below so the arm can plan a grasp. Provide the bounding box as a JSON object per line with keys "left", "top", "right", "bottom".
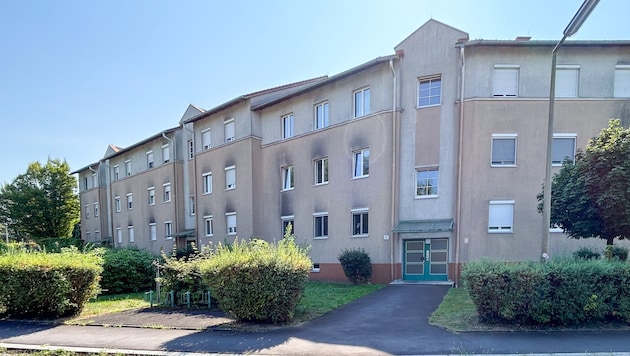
{"left": 169, "top": 290, "right": 175, "bottom": 308}
{"left": 185, "top": 291, "right": 191, "bottom": 308}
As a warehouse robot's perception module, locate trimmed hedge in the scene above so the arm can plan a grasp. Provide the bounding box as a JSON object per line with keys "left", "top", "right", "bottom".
{"left": 100, "top": 247, "right": 158, "bottom": 294}
{"left": 0, "top": 248, "right": 103, "bottom": 318}
{"left": 199, "top": 237, "right": 311, "bottom": 323}
{"left": 462, "top": 258, "right": 630, "bottom": 326}
{"left": 338, "top": 248, "right": 372, "bottom": 284}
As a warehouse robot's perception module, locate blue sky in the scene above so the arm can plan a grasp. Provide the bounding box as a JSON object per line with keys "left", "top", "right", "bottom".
{"left": 0, "top": 0, "right": 628, "bottom": 185}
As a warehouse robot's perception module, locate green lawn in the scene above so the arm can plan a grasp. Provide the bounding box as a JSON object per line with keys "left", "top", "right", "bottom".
{"left": 428, "top": 287, "right": 482, "bottom": 332}
{"left": 64, "top": 292, "right": 150, "bottom": 323}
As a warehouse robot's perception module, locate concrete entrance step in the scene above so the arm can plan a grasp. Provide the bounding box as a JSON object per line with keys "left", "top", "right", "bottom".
{"left": 390, "top": 279, "right": 454, "bottom": 286}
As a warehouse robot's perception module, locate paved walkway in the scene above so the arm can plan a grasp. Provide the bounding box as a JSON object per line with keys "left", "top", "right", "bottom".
{"left": 1, "top": 285, "right": 630, "bottom": 355}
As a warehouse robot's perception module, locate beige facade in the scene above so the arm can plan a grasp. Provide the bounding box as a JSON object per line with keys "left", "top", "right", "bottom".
{"left": 74, "top": 20, "right": 630, "bottom": 284}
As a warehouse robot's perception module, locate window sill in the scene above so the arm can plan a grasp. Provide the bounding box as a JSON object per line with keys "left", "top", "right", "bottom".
{"left": 225, "top": 187, "right": 236, "bottom": 191}
{"left": 205, "top": 235, "right": 214, "bottom": 238}
{"left": 202, "top": 192, "right": 212, "bottom": 196}
{"left": 352, "top": 234, "right": 369, "bottom": 238}
{"left": 281, "top": 188, "right": 295, "bottom": 192}
{"left": 490, "top": 164, "right": 517, "bottom": 168}
{"left": 314, "top": 182, "right": 329, "bottom": 187}
{"left": 313, "top": 236, "right": 329, "bottom": 240}
{"left": 417, "top": 103, "right": 441, "bottom": 109}
{"left": 352, "top": 175, "right": 369, "bottom": 180}
{"left": 165, "top": 237, "right": 173, "bottom": 240}
{"left": 488, "top": 230, "right": 513, "bottom": 234}
{"left": 415, "top": 195, "right": 438, "bottom": 200}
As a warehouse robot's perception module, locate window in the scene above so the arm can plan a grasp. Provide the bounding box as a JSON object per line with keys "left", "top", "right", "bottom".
{"left": 146, "top": 151, "right": 154, "bottom": 169}
{"left": 552, "top": 134, "right": 577, "bottom": 166}
{"left": 354, "top": 87, "right": 371, "bottom": 118}
{"left": 556, "top": 65, "right": 579, "bottom": 98}
{"left": 488, "top": 201, "right": 514, "bottom": 233}
{"left": 282, "top": 165, "right": 294, "bottom": 191}
{"left": 353, "top": 148, "right": 370, "bottom": 178}
{"left": 202, "top": 129, "right": 211, "bottom": 150}
{"left": 84, "top": 205, "right": 90, "bottom": 218}
{"left": 282, "top": 215, "right": 294, "bottom": 236}
{"left": 225, "top": 166, "right": 236, "bottom": 190}
{"left": 113, "top": 165, "right": 120, "bottom": 180}
{"left": 203, "top": 172, "right": 213, "bottom": 194}
{"left": 204, "top": 216, "right": 213, "bottom": 236}
{"left": 493, "top": 65, "right": 519, "bottom": 97}
{"left": 162, "top": 144, "right": 170, "bottom": 163}
{"left": 114, "top": 196, "right": 121, "bottom": 213}
{"left": 128, "top": 226, "right": 135, "bottom": 243}
{"left": 165, "top": 221, "right": 173, "bottom": 239}
{"left": 163, "top": 183, "right": 171, "bottom": 202}
{"left": 224, "top": 119, "right": 235, "bottom": 142}
{"left": 116, "top": 228, "right": 122, "bottom": 244}
{"left": 93, "top": 202, "right": 99, "bottom": 217}
{"left": 418, "top": 76, "right": 441, "bottom": 107}
{"left": 352, "top": 209, "right": 369, "bottom": 237}
{"left": 491, "top": 135, "right": 517, "bottom": 166}
{"left": 86, "top": 231, "right": 91, "bottom": 241}
{"left": 92, "top": 173, "right": 98, "bottom": 188}
{"left": 149, "top": 223, "right": 157, "bottom": 241}
{"left": 314, "top": 157, "right": 329, "bottom": 185}
{"left": 416, "top": 168, "right": 439, "bottom": 197}
{"left": 95, "top": 230, "right": 100, "bottom": 241}
{"left": 148, "top": 187, "right": 155, "bottom": 205}
{"left": 83, "top": 177, "right": 88, "bottom": 191}
{"left": 314, "top": 213, "right": 328, "bottom": 239}
{"left": 189, "top": 196, "right": 195, "bottom": 216}
{"left": 226, "top": 213, "right": 237, "bottom": 235}
{"left": 282, "top": 114, "right": 294, "bottom": 139}
{"left": 125, "top": 160, "right": 132, "bottom": 176}
{"left": 127, "top": 193, "right": 133, "bottom": 210}
{"left": 614, "top": 65, "right": 630, "bottom": 97}
{"left": 315, "top": 102, "right": 329, "bottom": 129}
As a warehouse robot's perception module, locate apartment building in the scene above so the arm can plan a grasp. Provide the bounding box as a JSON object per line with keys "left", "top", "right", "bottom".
{"left": 74, "top": 19, "right": 630, "bottom": 284}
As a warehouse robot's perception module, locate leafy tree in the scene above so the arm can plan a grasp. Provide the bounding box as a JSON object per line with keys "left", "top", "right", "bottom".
{"left": 538, "top": 119, "right": 630, "bottom": 246}
{"left": 0, "top": 159, "right": 79, "bottom": 241}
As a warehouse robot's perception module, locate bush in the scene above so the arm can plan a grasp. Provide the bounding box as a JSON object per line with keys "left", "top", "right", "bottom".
{"left": 338, "top": 248, "right": 372, "bottom": 284}
{"left": 605, "top": 245, "right": 629, "bottom": 261}
{"left": 199, "top": 233, "right": 311, "bottom": 323}
{"left": 100, "top": 247, "right": 158, "bottom": 294}
{"left": 0, "top": 248, "right": 103, "bottom": 318}
{"left": 38, "top": 237, "right": 84, "bottom": 253}
{"left": 462, "top": 258, "right": 630, "bottom": 326}
{"left": 157, "top": 243, "right": 211, "bottom": 298}
{"left": 573, "top": 247, "right": 601, "bottom": 260}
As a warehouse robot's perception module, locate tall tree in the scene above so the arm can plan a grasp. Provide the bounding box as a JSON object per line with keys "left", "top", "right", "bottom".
{"left": 538, "top": 119, "right": 630, "bottom": 246}
{"left": 0, "top": 159, "right": 79, "bottom": 240}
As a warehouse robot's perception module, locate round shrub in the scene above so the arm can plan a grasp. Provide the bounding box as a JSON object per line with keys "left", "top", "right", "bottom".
{"left": 573, "top": 247, "right": 601, "bottom": 260}
{"left": 199, "top": 237, "right": 312, "bottom": 323}
{"left": 338, "top": 248, "right": 372, "bottom": 284}
{"left": 0, "top": 248, "right": 103, "bottom": 318}
{"left": 100, "top": 247, "right": 158, "bottom": 294}
{"left": 605, "top": 245, "right": 629, "bottom": 261}
{"left": 157, "top": 243, "right": 211, "bottom": 297}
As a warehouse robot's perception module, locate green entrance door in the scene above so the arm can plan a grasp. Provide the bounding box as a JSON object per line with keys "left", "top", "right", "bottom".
{"left": 403, "top": 239, "right": 448, "bottom": 281}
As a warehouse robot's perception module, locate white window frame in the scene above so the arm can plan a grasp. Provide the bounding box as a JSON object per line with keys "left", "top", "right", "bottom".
{"left": 127, "top": 193, "right": 133, "bottom": 210}
{"left": 113, "top": 165, "right": 120, "bottom": 180}
{"left": 203, "top": 172, "right": 213, "bottom": 195}
{"left": 84, "top": 205, "right": 90, "bottom": 218}
{"left": 314, "top": 157, "right": 329, "bottom": 185}
{"left": 493, "top": 65, "right": 519, "bottom": 97}
{"left": 282, "top": 215, "right": 295, "bottom": 236}
{"left": 226, "top": 213, "right": 237, "bottom": 235}
{"left": 351, "top": 208, "right": 369, "bottom": 237}
{"left": 149, "top": 223, "right": 157, "bottom": 241}
{"left": 128, "top": 225, "right": 135, "bottom": 243}
{"left": 92, "top": 173, "right": 98, "bottom": 188}
{"left": 282, "top": 114, "right": 294, "bottom": 139}
{"left": 614, "top": 65, "right": 630, "bottom": 98}
{"left": 353, "top": 148, "right": 370, "bottom": 178}
{"left": 224, "top": 118, "right": 235, "bottom": 142}
{"left": 165, "top": 221, "right": 173, "bottom": 240}
{"left": 162, "top": 144, "right": 170, "bottom": 163}
{"left": 188, "top": 139, "right": 194, "bottom": 159}
{"left": 189, "top": 196, "right": 195, "bottom": 216}
{"left": 114, "top": 196, "right": 121, "bottom": 213}
{"left": 418, "top": 75, "right": 442, "bottom": 107}
{"left": 491, "top": 134, "right": 517, "bottom": 167}
{"left": 116, "top": 228, "right": 122, "bottom": 244}
{"left": 204, "top": 215, "right": 213, "bottom": 237}
{"left": 488, "top": 200, "right": 515, "bottom": 233}
{"left": 315, "top": 101, "right": 329, "bottom": 129}
{"left": 282, "top": 165, "right": 294, "bottom": 191}
{"left": 86, "top": 231, "right": 91, "bottom": 241}
{"left": 146, "top": 151, "right": 154, "bottom": 169}
{"left": 93, "top": 202, "right": 99, "bottom": 217}
{"left": 163, "top": 183, "right": 171, "bottom": 203}
{"left": 555, "top": 65, "right": 580, "bottom": 98}
{"left": 201, "top": 129, "right": 212, "bottom": 151}
{"left": 148, "top": 187, "right": 156, "bottom": 206}
{"left": 353, "top": 87, "right": 371, "bottom": 118}
{"left": 225, "top": 166, "right": 236, "bottom": 190}
{"left": 95, "top": 230, "right": 100, "bottom": 241}
{"left": 313, "top": 212, "right": 329, "bottom": 239}
{"left": 552, "top": 133, "right": 577, "bottom": 166}
{"left": 125, "top": 160, "right": 132, "bottom": 176}
{"left": 416, "top": 167, "right": 439, "bottom": 198}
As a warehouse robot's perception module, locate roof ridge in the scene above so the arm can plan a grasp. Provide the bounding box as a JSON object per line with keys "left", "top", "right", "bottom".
{"left": 243, "top": 75, "right": 328, "bottom": 98}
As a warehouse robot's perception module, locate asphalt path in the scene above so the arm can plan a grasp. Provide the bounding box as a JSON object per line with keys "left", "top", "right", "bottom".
{"left": 1, "top": 285, "right": 630, "bottom": 355}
